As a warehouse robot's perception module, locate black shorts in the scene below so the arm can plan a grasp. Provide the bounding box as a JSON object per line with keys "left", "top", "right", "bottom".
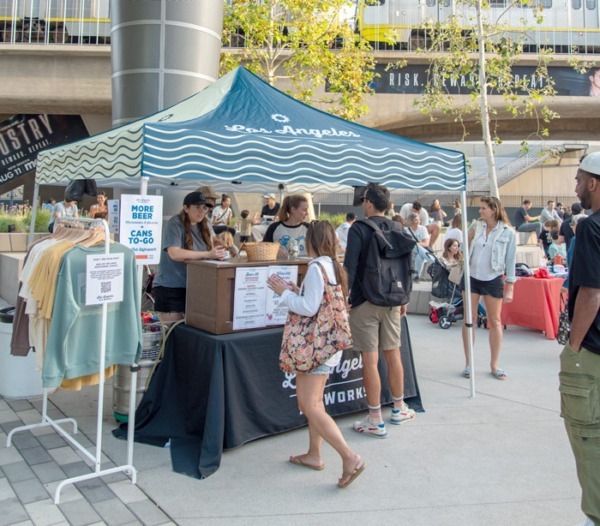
{"left": 153, "top": 286, "right": 186, "bottom": 313}
{"left": 468, "top": 275, "right": 505, "bottom": 299}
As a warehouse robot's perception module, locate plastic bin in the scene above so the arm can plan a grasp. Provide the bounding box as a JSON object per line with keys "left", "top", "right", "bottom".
{"left": 0, "top": 306, "right": 44, "bottom": 399}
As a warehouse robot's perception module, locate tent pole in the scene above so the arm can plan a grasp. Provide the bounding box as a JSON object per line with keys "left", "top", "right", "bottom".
{"left": 460, "top": 190, "right": 475, "bottom": 398}
{"left": 28, "top": 183, "right": 40, "bottom": 247}
{"left": 137, "top": 177, "right": 150, "bottom": 299}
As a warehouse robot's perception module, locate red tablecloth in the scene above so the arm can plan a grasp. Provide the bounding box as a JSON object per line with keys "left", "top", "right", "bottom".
{"left": 501, "top": 276, "right": 564, "bottom": 339}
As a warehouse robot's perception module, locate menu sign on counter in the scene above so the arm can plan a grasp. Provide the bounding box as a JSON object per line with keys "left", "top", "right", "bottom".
{"left": 233, "top": 267, "right": 269, "bottom": 330}
{"left": 233, "top": 265, "right": 300, "bottom": 330}
{"left": 266, "top": 265, "right": 299, "bottom": 326}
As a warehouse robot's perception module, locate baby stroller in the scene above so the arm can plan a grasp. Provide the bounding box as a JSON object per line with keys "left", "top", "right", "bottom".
{"left": 428, "top": 259, "right": 464, "bottom": 329}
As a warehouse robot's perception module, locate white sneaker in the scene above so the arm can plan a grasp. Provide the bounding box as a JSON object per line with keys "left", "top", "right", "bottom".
{"left": 353, "top": 416, "right": 388, "bottom": 438}
{"left": 390, "top": 402, "right": 416, "bottom": 425}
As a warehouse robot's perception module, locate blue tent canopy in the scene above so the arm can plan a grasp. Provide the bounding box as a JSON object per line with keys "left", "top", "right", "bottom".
{"left": 37, "top": 67, "right": 466, "bottom": 193}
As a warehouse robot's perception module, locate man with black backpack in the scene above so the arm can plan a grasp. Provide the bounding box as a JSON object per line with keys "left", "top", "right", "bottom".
{"left": 344, "top": 183, "right": 417, "bottom": 439}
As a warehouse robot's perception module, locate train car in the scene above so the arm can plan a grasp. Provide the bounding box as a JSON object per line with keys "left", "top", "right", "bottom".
{"left": 0, "top": 0, "right": 110, "bottom": 44}
{"left": 357, "top": 0, "right": 600, "bottom": 53}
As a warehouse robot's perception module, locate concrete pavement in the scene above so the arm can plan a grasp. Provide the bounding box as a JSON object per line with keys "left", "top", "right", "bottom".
{"left": 0, "top": 306, "right": 585, "bottom": 525}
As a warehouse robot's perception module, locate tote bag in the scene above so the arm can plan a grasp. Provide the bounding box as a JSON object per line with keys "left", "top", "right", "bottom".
{"left": 279, "top": 263, "right": 352, "bottom": 374}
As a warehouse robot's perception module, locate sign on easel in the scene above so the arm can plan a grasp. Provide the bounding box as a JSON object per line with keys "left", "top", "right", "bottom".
{"left": 85, "top": 254, "right": 125, "bottom": 305}
{"left": 119, "top": 195, "right": 163, "bottom": 264}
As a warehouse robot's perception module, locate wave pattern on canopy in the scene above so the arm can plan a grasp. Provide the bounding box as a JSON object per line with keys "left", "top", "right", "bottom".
{"left": 36, "top": 67, "right": 466, "bottom": 193}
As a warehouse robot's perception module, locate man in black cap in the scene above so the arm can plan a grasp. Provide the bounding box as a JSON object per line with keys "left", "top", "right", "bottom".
{"left": 557, "top": 202, "right": 584, "bottom": 251}
{"left": 152, "top": 191, "right": 225, "bottom": 321}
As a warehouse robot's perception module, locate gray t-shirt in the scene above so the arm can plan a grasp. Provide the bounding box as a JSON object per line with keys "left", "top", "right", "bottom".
{"left": 153, "top": 215, "right": 209, "bottom": 289}
{"left": 49, "top": 201, "right": 78, "bottom": 226}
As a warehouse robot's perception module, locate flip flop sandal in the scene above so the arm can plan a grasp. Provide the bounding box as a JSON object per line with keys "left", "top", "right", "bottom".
{"left": 289, "top": 455, "right": 325, "bottom": 471}
{"left": 463, "top": 367, "right": 471, "bottom": 379}
{"left": 338, "top": 461, "right": 366, "bottom": 489}
{"left": 492, "top": 369, "right": 507, "bottom": 380}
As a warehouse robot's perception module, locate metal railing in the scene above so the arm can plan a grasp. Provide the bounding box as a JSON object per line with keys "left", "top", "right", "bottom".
{"left": 1, "top": 0, "right": 599, "bottom": 55}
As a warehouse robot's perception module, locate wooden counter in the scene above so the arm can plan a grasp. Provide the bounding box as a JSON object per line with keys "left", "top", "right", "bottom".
{"left": 186, "top": 258, "right": 309, "bottom": 335}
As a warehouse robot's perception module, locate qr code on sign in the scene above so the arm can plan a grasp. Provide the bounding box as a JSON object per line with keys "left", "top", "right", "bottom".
{"left": 100, "top": 281, "right": 111, "bottom": 294}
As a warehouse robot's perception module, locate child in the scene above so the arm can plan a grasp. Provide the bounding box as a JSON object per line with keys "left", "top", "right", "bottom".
{"left": 548, "top": 229, "right": 567, "bottom": 263}
{"left": 538, "top": 220, "right": 559, "bottom": 259}
{"left": 217, "top": 231, "right": 239, "bottom": 259}
{"left": 239, "top": 209, "right": 252, "bottom": 243}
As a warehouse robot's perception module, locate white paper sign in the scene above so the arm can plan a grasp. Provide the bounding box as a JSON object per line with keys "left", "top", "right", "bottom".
{"left": 119, "top": 195, "right": 163, "bottom": 264}
{"left": 107, "top": 199, "right": 120, "bottom": 234}
{"left": 232, "top": 267, "right": 269, "bottom": 330}
{"left": 85, "top": 254, "right": 124, "bottom": 305}
{"left": 266, "top": 265, "right": 299, "bottom": 326}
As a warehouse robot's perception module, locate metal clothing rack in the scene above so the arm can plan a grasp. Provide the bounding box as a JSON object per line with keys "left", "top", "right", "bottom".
{"left": 6, "top": 216, "right": 139, "bottom": 504}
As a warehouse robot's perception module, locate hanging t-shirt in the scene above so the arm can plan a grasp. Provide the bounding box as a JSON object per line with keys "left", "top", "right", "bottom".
{"left": 43, "top": 243, "right": 142, "bottom": 388}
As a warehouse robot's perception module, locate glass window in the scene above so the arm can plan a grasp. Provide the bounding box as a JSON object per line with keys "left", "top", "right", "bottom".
{"left": 586, "top": 0, "right": 596, "bottom": 9}
{"left": 426, "top": 0, "right": 436, "bottom": 6}
{"left": 540, "top": 0, "right": 552, "bottom": 6}
{"left": 442, "top": 0, "right": 451, "bottom": 6}
{"left": 572, "top": 0, "right": 582, "bottom": 9}
{"left": 490, "top": 0, "right": 506, "bottom": 6}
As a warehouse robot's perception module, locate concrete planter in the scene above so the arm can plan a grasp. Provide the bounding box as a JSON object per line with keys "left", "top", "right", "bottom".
{"left": 0, "top": 233, "right": 46, "bottom": 252}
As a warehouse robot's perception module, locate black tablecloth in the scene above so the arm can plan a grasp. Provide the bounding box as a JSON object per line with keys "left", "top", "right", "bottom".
{"left": 117, "top": 317, "right": 422, "bottom": 479}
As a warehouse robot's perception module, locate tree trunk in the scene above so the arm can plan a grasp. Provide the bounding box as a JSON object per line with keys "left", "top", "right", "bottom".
{"left": 476, "top": 0, "right": 499, "bottom": 198}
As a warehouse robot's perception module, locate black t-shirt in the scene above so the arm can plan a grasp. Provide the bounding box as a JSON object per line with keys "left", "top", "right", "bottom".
{"left": 568, "top": 209, "right": 600, "bottom": 354}
{"left": 538, "top": 228, "right": 553, "bottom": 255}
{"left": 513, "top": 206, "right": 528, "bottom": 228}
{"left": 261, "top": 203, "right": 280, "bottom": 219}
{"left": 559, "top": 217, "right": 575, "bottom": 250}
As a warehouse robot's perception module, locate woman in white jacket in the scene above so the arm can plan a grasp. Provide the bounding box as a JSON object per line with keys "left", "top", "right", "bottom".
{"left": 267, "top": 221, "right": 365, "bottom": 489}
{"left": 462, "top": 196, "right": 517, "bottom": 380}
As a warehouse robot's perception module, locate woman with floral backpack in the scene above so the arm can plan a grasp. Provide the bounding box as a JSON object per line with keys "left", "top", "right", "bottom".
{"left": 267, "top": 221, "right": 365, "bottom": 489}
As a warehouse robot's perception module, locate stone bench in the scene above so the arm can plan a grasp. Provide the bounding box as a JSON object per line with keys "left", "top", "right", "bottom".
{"left": 518, "top": 231, "right": 538, "bottom": 246}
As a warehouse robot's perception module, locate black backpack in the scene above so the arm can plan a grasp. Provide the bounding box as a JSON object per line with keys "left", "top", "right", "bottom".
{"left": 356, "top": 218, "right": 416, "bottom": 307}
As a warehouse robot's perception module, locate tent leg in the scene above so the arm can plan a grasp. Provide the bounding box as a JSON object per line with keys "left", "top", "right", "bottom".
{"left": 460, "top": 191, "right": 475, "bottom": 398}
{"left": 28, "top": 183, "right": 40, "bottom": 247}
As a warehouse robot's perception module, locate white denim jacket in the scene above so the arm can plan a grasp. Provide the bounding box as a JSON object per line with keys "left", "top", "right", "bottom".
{"left": 469, "top": 220, "right": 517, "bottom": 283}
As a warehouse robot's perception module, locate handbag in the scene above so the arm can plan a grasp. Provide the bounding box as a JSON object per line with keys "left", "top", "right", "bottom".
{"left": 279, "top": 262, "right": 352, "bottom": 374}
{"left": 557, "top": 295, "right": 570, "bottom": 346}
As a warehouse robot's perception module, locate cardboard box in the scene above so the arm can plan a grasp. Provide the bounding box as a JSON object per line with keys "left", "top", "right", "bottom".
{"left": 186, "top": 258, "right": 309, "bottom": 335}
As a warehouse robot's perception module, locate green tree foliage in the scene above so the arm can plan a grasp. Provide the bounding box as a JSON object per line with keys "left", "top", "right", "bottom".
{"left": 221, "top": 0, "right": 376, "bottom": 121}
{"left": 413, "top": 0, "right": 558, "bottom": 197}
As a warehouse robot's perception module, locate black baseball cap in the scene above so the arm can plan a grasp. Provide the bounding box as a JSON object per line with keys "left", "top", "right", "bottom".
{"left": 183, "top": 191, "right": 212, "bottom": 208}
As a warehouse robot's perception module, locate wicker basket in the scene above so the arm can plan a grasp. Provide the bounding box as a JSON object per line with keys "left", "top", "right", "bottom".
{"left": 244, "top": 242, "right": 280, "bottom": 261}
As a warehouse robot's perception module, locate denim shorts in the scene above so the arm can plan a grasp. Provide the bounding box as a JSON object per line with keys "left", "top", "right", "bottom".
{"left": 309, "top": 364, "right": 332, "bottom": 375}
{"left": 469, "top": 275, "right": 504, "bottom": 299}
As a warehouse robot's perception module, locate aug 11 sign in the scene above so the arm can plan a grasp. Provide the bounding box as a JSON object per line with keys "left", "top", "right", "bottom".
{"left": 119, "top": 195, "right": 163, "bottom": 264}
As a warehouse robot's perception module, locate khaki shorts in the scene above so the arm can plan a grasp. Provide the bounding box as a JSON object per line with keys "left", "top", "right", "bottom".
{"left": 349, "top": 301, "right": 401, "bottom": 352}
